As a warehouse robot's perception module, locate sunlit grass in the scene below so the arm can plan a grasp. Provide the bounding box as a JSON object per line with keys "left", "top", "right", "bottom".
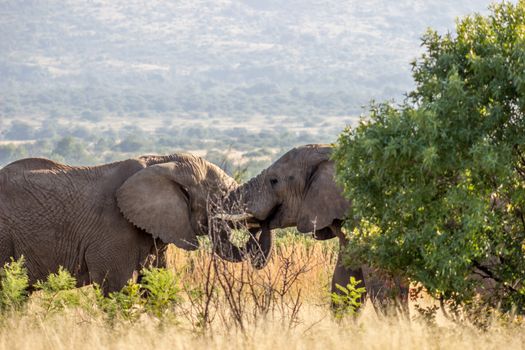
{"left": 1, "top": 305, "right": 524, "bottom": 350}
{"left": 0, "top": 229, "right": 523, "bottom": 349}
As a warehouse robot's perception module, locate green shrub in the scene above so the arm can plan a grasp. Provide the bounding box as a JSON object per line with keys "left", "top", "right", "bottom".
{"left": 0, "top": 257, "right": 29, "bottom": 312}
{"left": 141, "top": 267, "right": 181, "bottom": 318}
{"left": 34, "top": 267, "right": 80, "bottom": 313}
{"left": 330, "top": 277, "right": 366, "bottom": 319}
{"left": 95, "top": 280, "right": 144, "bottom": 322}
{"left": 95, "top": 267, "right": 181, "bottom": 322}
{"left": 0, "top": 259, "right": 181, "bottom": 322}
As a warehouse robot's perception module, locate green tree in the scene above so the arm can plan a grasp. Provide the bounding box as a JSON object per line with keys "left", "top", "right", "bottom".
{"left": 0, "top": 144, "right": 24, "bottom": 165}
{"left": 334, "top": 1, "right": 525, "bottom": 312}
{"left": 5, "top": 121, "right": 34, "bottom": 140}
{"left": 52, "top": 136, "right": 92, "bottom": 164}
{"left": 115, "top": 135, "right": 145, "bottom": 153}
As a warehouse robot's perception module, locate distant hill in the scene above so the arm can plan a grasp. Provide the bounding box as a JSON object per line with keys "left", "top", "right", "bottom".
{"left": 0, "top": 0, "right": 494, "bottom": 121}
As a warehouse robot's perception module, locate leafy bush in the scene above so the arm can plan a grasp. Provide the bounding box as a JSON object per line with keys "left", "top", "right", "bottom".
{"left": 331, "top": 277, "right": 366, "bottom": 319}
{"left": 34, "top": 267, "right": 81, "bottom": 313}
{"left": 140, "top": 267, "right": 181, "bottom": 318}
{"left": 0, "top": 257, "right": 29, "bottom": 311}
{"left": 334, "top": 1, "right": 525, "bottom": 312}
{"left": 0, "top": 144, "right": 25, "bottom": 164}
{"left": 95, "top": 267, "right": 181, "bottom": 322}
{"left": 96, "top": 280, "right": 144, "bottom": 322}
{"left": 0, "top": 257, "right": 182, "bottom": 324}
{"left": 52, "top": 136, "right": 93, "bottom": 164}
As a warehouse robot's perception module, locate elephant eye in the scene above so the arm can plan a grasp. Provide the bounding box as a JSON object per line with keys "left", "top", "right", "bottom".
{"left": 269, "top": 178, "right": 278, "bottom": 186}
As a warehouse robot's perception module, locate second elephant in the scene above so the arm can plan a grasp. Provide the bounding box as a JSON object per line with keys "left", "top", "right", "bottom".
{"left": 224, "top": 144, "right": 409, "bottom": 310}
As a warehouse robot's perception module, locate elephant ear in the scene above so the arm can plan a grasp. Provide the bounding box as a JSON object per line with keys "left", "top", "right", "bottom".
{"left": 297, "top": 161, "right": 350, "bottom": 233}
{"left": 116, "top": 162, "right": 199, "bottom": 250}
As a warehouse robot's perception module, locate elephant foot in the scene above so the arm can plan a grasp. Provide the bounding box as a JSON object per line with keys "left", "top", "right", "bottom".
{"left": 363, "top": 266, "right": 409, "bottom": 317}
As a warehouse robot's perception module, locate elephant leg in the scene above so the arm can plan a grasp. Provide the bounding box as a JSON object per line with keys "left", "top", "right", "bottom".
{"left": 89, "top": 263, "right": 136, "bottom": 295}
{"left": 331, "top": 226, "right": 367, "bottom": 308}
{"left": 363, "top": 266, "right": 410, "bottom": 316}
{"left": 0, "top": 232, "right": 14, "bottom": 268}
{"left": 331, "top": 255, "right": 366, "bottom": 304}
{"left": 395, "top": 276, "right": 410, "bottom": 315}
{"left": 85, "top": 243, "right": 140, "bottom": 295}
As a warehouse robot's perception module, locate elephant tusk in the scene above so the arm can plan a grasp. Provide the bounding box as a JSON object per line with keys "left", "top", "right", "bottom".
{"left": 214, "top": 213, "right": 254, "bottom": 221}
{"left": 247, "top": 222, "right": 260, "bottom": 229}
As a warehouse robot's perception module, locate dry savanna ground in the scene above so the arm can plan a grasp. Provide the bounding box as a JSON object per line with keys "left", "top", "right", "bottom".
{"left": 1, "top": 230, "right": 524, "bottom": 350}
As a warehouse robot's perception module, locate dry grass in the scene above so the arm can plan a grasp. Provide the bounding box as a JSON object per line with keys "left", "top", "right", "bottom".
{"left": 166, "top": 232, "right": 338, "bottom": 304}
{"left": 1, "top": 305, "right": 524, "bottom": 350}
{"left": 1, "top": 231, "right": 524, "bottom": 349}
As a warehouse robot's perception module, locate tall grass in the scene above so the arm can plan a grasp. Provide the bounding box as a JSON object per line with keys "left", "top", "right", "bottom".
{"left": 0, "top": 229, "right": 523, "bottom": 349}
{"left": 0, "top": 305, "right": 524, "bottom": 350}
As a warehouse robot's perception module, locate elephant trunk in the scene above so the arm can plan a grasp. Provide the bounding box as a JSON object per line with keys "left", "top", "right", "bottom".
{"left": 246, "top": 223, "right": 273, "bottom": 269}
{"left": 213, "top": 175, "right": 273, "bottom": 268}
{"left": 207, "top": 191, "right": 246, "bottom": 262}
{"left": 225, "top": 174, "right": 263, "bottom": 217}
{"left": 209, "top": 224, "right": 274, "bottom": 268}
{"left": 209, "top": 225, "right": 246, "bottom": 263}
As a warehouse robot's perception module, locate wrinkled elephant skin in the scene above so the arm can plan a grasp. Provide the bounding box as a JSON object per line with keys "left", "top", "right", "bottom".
{"left": 0, "top": 153, "right": 239, "bottom": 293}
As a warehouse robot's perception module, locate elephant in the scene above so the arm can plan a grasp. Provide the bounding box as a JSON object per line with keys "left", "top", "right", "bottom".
{"left": 222, "top": 144, "right": 409, "bottom": 311}
{"left": 0, "top": 153, "right": 255, "bottom": 293}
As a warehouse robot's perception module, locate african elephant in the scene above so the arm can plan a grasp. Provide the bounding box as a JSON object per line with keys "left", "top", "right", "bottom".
{"left": 0, "top": 153, "right": 251, "bottom": 293}
{"left": 223, "top": 144, "right": 409, "bottom": 311}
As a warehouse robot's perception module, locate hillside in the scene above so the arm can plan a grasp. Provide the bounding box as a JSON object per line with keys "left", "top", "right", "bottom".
{"left": 0, "top": 1, "right": 497, "bottom": 171}
{"left": 0, "top": 1, "right": 493, "bottom": 119}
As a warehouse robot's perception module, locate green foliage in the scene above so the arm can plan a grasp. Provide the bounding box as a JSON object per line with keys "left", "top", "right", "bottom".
{"left": 140, "top": 267, "right": 181, "bottom": 318}
{"left": 36, "top": 267, "right": 77, "bottom": 291}
{"left": 96, "top": 281, "right": 144, "bottom": 322}
{"left": 5, "top": 121, "right": 34, "bottom": 140}
{"left": 34, "top": 267, "right": 80, "bottom": 313}
{"left": 52, "top": 136, "right": 94, "bottom": 164}
{"left": 0, "top": 144, "right": 26, "bottom": 164}
{"left": 233, "top": 167, "right": 248, "bottom": 183}
{"left": 0, "top": 260, "right": 180, "bottom": 323}
{"left": 331, "top": 277, "right": 366, "bottom": 319}
{"left": 0, "top": 257, "right": 29, "bottom": 311}
{"left": 334, "top": 1, "right": 525, "bottom": 312}
{"left": 95, "top": 268, "right": 181, "bottom": 322}
{"left": 0, "top": 119, "right": 317, "bottom": 179}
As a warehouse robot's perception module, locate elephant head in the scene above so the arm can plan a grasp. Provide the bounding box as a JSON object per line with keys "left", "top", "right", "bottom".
{"left": 225, "top": 144, "right": 351, "bottom": 267}
{"left": 116, "top": 153, "right": 250, "bottom": 261}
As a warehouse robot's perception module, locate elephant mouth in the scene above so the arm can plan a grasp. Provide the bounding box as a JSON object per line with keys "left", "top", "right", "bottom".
{"left": 260, "top": 203, "right": 282, "bottom": 229}
{"left": 223, "top": 203, "right": 282, "bottom": 229}
{"left": 214, "top": 202, "right": 282, "bottom": 228}
{"left": 212, "top": 206, "right": 280, "bottom": 270}
{"left": 215, "top": 203, "right": 283, "bottom": 234}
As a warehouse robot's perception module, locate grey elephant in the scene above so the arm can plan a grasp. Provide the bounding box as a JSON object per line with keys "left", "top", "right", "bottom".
{"left": 223, "top": 144, "right": 409, "bottom": 310}
{"left": 0, "top": 153, "right": 251, "bottom": 293}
